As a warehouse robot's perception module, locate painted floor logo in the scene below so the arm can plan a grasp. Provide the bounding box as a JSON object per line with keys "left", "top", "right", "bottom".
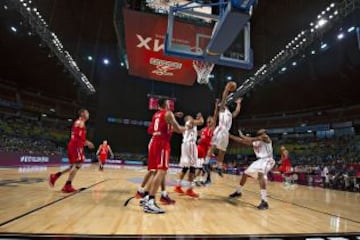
{"left": 0, "top": 177, "right": 45, "bottom": 187}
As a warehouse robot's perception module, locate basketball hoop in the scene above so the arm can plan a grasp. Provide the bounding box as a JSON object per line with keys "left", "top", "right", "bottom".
{"left": 193, "top": 60, "right": 214, "bottom": 85}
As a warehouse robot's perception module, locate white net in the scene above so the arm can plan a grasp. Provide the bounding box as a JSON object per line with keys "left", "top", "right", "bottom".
{"left": 193, "top": 60, "right": 214, "bottom": 85}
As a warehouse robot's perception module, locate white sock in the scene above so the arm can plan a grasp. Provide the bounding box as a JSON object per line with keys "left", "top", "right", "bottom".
{"left": 260, "top": 189, "right": 267, "bottom": 202}
{"left": 189, "top": 181, "right": 195, "bottom": 189}
{"left": 143, "top": 195, "right": 149, "bottom": 201}
{"left": 236, "top": 186, "right": 242, "bottom": 194}
{"left": 161, "top": 190, "right": 167, "bottom": 197}
{"left": 176, "top": 179, "right": 181, "bottom": 186}
{"left": 138, "top": 187, "right": 144, "bottom": 193}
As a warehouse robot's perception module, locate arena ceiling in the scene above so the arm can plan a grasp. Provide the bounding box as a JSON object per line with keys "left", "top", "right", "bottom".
{"left": 0, "top": 0, "right": 359, "bottom": 117}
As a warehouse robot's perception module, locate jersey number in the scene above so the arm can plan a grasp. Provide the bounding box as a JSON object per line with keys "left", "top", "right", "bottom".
{"left": 154, "top": 118, "right": 160, "bottom": 131}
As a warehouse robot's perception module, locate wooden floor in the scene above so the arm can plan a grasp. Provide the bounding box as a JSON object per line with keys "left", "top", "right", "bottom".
{"left": 0, "top": 164, "right": 359, "bottom": 236}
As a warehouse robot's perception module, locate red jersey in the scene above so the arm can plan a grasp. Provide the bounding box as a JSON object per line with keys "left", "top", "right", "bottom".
{"left": 99, "top": 144, "right": 110, "bottom": 155}
{"left": 69, "top": 119, "right": 86, "bottom": 148}
{"left": 148, "top": 109, "right": 173, "bottom": 142}
{"left": 279, "top": 150, "right": 291, "bottom": 173}
{"left": 281, "top": 151, "right": 291, "bottom": 164}
{"left": 198, "top": 126, "right": 213, "bottom": 148}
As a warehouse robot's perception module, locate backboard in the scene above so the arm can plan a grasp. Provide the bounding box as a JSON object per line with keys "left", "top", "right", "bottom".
{"left": 156, "top": 0, "right": 255, "bottom": 69}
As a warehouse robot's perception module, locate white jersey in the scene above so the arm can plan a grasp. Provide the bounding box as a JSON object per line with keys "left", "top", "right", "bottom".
{"left": 253, "top": 140, "right": 273, "bottom": 159}
{"left": 218, "top": 108, "right": 232, "bottom": 131}
{"left": 182, "top": 121, "right": 197, "bottom": 143}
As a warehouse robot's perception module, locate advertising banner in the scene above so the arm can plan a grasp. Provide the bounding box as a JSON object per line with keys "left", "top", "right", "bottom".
{"left": 123, "top": 8, "right": 212, "bottom": 85}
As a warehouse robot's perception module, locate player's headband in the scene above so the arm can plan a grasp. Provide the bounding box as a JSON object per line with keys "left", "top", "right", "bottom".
{"left": 257, "top": 129, "right": 267, "bottom": 135}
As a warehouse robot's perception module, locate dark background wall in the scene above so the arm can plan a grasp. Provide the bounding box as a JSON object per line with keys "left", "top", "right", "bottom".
{"left": 94, "top": 67, "right": 218, "bottom": 155}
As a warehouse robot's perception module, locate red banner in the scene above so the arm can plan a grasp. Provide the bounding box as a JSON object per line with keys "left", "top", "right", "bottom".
{"left": 123, "top": 9, "right": 211, "bottom": 86}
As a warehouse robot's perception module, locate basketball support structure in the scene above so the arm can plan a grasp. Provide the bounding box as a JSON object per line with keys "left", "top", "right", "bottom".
{"left": 164, "top": 0, "right": 256, "bottom": 69}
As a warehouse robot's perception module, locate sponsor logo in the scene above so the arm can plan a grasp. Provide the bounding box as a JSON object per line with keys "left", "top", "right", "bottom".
{"left": 20, "top": 156, "right": 49, "bottom": 163}
{"left": 136, "top": 34, "right": 164, "bottom": 52}
{"left": 106, "top": 159, "right": 123, "bottom": 164}
{"left": 150, "top": 58, "right": 183, "bottom": 76}
{"left": 18, "top": 166, "right": 48, "bottom": 173}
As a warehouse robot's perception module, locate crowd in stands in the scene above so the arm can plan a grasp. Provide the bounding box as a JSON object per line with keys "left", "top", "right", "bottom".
{"left": 1, "top": 113, "right": 359, "bottom": 192}
{"left": 225, "top": 135, "right": 360, "bottom": 192}
{"left": 0, "top": 114, "right": 68, "bottom": 155}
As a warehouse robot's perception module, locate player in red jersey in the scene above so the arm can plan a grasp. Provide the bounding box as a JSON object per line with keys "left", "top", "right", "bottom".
{"left": 278, "top": 145, "right": 292, "bottom": 183}
{"left": 96, "top": 140, "right": 114, "bottom": 171}
{"left": 136, "top": 112, "right": 183, "bottom": 204}
{"left": 49, "top": 109, "right": 94, "bottom": 193}
{"left": 142, "top": 98, "right": 185, "bottom": 214}
{"left": 196, "top": 99, "right": 219, "bottom": 185}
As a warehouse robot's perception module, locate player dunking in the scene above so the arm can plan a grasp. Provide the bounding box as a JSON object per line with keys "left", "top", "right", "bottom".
{"left": 174, "top": 113, "right": 204, "bottom": 198}
{"left": 96, "top": 140, "right": 114, "bottom": 171}
{"left": 49, "top": 109, "right": 94, "bottom": 193}
{"left": 228, "top": 129, "right": 275, "bottom": 210}
{"left": 207, "top": 82, "right": 242, "bottom": 179}
{"left": 196, "top": 99, "right": 219, "bottom": 185}
{"left": 142, "top": 98, "right": 185, "bottom": 213}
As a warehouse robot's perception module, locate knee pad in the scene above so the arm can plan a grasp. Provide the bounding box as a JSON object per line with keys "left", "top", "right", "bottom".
{"left": 182, "top": 167, "right": 189, "bottom": 174}
{"left": 189, "top": 166, "right": 196, "bottom": 174}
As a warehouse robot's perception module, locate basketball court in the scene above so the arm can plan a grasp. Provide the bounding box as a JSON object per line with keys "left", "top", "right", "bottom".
{"left": 1, "top": 0, "right": 360, "bottom": 238}
{"left": 0, "top": 165, "right": 359, "bottom": 237}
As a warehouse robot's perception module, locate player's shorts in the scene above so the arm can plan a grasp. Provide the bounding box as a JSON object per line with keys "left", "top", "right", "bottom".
{"left": 211, "top": 127, "right": 229, "bottom": 152}
{"left": 148, "top": 138, "right": 171, "bottom": 171}
{"left": 244, "top": 157, "right": 275, "bottom": 179}
{"left": 99, "top": 154, "right": 107, "bottom": 163}
{"left": 67, "top": 143, "right": 85, "bottom": 164}
{"left": 180, "top": 142, "right": 198, "bottom": 168}
{"left": 278, "top": 164, "right": 292, "bottom": 174}
{"left": 197, "top": 144, "right": 209, "bottom": 159}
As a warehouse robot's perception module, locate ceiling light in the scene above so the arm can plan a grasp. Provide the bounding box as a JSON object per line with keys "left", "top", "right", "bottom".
{"left": 347, "top": 26, "right": 355, "bottom": 32}
{"left": 337, "top": 33, "right": 344, "bottom": 39}
{"left": 103, "top": 58, "right": 110, "bottom": 65}
{"left": 317, "top": 19, "right": 328, "bottom": 27}
{"left": 10, "top": 26, "right": 17, "bottom": 32}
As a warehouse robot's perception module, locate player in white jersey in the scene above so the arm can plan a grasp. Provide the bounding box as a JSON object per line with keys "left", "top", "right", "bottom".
{"left": 174, "top": 113, "right": 204, "bottom": 198}
{"left": 206, "top": 82, "right": 242, "bottom": 180}
{"left": 228, "top": 129, "right": 275, "bottom": 210}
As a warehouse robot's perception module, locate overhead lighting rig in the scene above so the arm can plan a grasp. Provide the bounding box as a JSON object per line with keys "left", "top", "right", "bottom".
{"left": 6, "top": 0, "right": 96, "bottom": 95}
{"left": 231, "top": 0, "right": 360, "bottom": 100}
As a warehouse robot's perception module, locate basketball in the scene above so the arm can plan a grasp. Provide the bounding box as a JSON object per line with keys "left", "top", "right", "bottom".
{"left": 226, "top": 81, "right": 237, "bottom": 92}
